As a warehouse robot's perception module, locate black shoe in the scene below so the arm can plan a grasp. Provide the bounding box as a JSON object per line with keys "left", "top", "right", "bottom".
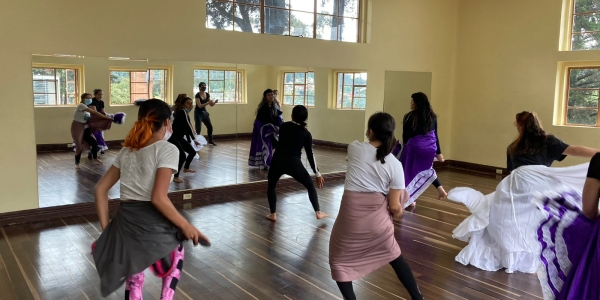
{"left": 100, "top": 151, "right": 105, "bottom": 155}
{"left": 88, "top": 153, "right": 92, "bottom": 160}
{"left": 209, "top": 142, "right": 217, "bottom": 146}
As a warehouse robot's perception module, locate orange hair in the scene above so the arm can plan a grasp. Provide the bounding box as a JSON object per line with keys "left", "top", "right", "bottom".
{"left": 122, "top": 99, "right": 172, "bottom": 150}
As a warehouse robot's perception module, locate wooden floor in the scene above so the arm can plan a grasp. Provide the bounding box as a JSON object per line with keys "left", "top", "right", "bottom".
{"left": 37, "top": 139, "right": 347, "bottom": 208}
{"left": 2, "top": 170, "right": 543, "bottom": 299}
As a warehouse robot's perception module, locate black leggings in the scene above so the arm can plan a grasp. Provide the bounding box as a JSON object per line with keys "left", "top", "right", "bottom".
{"left": 267, "top": 156, "right": 319, "bottom": 214}
{"left": 194, "top": 109, "right": 214, "bottom": 143}
{"left": 336, "top": 255, "right": 423, "bottom": 300}
{"left": 75, "top": 128, "right": 98, "bottom": 164}
{"left": 169, "top": 137, "right": 196, "bottom": 178}
{"left": 432, "top": 178, "right": 441, "bottom": 188}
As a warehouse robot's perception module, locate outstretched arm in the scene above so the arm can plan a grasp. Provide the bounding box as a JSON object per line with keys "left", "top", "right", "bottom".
{"left": 563, "top": 145, "right": 600, "bottom": 158}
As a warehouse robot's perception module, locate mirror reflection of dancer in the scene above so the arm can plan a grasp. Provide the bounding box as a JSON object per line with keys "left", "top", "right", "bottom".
{"left": 71, "top": 93, "right": 111, "bottom": 169}
{"left": 170, "top": 95, "right": 200, "bottom": 183}
{"left": 392, "top": 92, "right": 446, "bottom": 207}
{"left": 248, "top": 89, "right": 283, "bottom": 170}
{"left": 536, "top": 153, "right": 600, "bottom": 299}
{"left": 89, "top": 89, "right": 109, "bottom": 156}
{"left": 449, "top": 111, "right": 599, "bottom": 274}
{"left": 92, "top": 99, "right": 210, "bottom": 299}
{"left": 194, "top": 82, "right": 218, "bottom": 146}
{"left": 329, "top": 112, "right": 423, "bottom": 300}
{"left": 266, "top": 105, "right": 328, "bottom": 221}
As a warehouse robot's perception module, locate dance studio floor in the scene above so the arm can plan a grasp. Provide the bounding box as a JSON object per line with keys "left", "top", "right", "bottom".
{"left": 37, "top": 139, "right": 347, "bottom": 207}
{"left": 2, "top": 171, "right": 543, "bottom": 299}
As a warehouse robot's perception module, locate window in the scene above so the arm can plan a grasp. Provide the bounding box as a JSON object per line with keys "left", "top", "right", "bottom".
{"left": 109, "top": 69, "right": 169, "bottom": 104}
{"left": 206, "top": 0, "right": 361, "bottom": 43}
{"left": 32, "top": 67, "right": 81, "bottom": 106}
{"left": 564, "top": 67, "right": 600, "bottom": 126}
{"left": 335, "top": 71, "right": 366, "bottom": 109}
{"left": 569, "top": 0, "right": 600, "bottom": 50}
{"left": 193, "top": 69, "right": 244, "bottom": 103}
{"left": 283, "top": 71, "right": 315, "bottom": 106}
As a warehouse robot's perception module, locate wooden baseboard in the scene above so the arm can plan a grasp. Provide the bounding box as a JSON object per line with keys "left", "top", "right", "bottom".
{"left": 312, "top": 139, "right": 349, "bottom": 150}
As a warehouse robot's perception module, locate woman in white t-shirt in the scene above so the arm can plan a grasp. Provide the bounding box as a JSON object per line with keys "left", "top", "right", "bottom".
{"left": 329, "top": 112, "right": 423, "bottom": 300}
{"left": 71, "top": 93, "right": 111, "bottom": 169}
{"left": 91, "top": 99, "right": 210, "bottom": 299}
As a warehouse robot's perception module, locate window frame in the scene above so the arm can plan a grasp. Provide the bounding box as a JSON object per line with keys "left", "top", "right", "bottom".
{"left": 333, "top": 70, "right": 367, "bottom": 110}
{"left": 108, "top": 66, "right": 173, "bottom": 105}
{"left": 562, "top": 66, "right": 600, "bottom": 127}
{"left": 206, "top": 0, "right": 365, "bottom": 43}
{"left": 192, "top": 67, "right": 246, "bottom": 104}
{"left": 281, "top": 71, "right": 315, "bottom": 107}
{"left": 561, "top": 0, "right": 600, "bottom": 51}
{"left": 31, "top": 63, "right": 84, "bottom": 107}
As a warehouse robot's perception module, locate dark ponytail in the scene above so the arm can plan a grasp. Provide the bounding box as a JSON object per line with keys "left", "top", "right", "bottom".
{"left": 291, "top": 105, "right": 308, "bottom": 127}
{"left": 367, "top": 112, "right": 396, "bottom": 164}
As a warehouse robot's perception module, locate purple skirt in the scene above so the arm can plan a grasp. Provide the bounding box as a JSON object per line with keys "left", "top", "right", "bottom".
{"left": 393, "top": 131, "right": 437, "bottom": 207}
{"left": 248, "top": 119, "right": 278, "bottom": 169}
{"left": 536, "top": 189, "right": 598, "bottom": 300}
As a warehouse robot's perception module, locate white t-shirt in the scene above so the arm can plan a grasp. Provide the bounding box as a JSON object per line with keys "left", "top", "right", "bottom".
{"left": 73, "top": 103, "right": 90, "bottom": 123}
{"left": 112, "top": 141, "right": 179, "bottom": 201}
{"left": 344, "top": 141, "right": 406, "bottom": 194}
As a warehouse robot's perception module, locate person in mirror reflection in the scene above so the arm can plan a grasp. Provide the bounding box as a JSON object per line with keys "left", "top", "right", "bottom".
{"left": 87, "top": 89, "right": 109, "bottom": 157}
{"left": 248, "top": 89, "right": 283, "bottom": 170}
{"left": 448, "top": 111, "right": 600, "bottom": 274}
{"left": 273, "top": 89, "right": 284, "bottom": 124}
{"left": 169, "top": 95, "right": 200, "bottom": 183}
{"left": 329, "top": 112, "right": 424, "bottom": 300}
{"left": 92, "top": 99, "right": 210, "bottom": 299}
{"left": 265, "top": 105, "right": 328, "bottom": 221}
{"left": 536, "top": 152, "right": 600, "bottom": 299}
{"left": 392, "top": 92, "right": 446, "bottom": 207}
{"left": 71, "top": 93, "right": 111, "bottom": 169}
{"left": 194, "top": 82, "right": 218, "bottom": 146}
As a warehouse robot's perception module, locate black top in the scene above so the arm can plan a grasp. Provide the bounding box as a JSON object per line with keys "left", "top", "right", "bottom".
{"left": 402, "top": 112, "right": 441, "bottom": 154}
{"left": 90, "top": 98, "right": 105, "bottom": 113}
{"left": 256, "top": 103, "right": 282, "bottom": 125}
{"left": 506, "top": 135, "right": 570, "bottom": 172}
{"left": 194, "top": 92, "right": 210, "bottom": 113}
{"left": 171, "top": 109, "right": 195, "bottom": 141}
{"left": 587, "top": 153, "right": 600, "bottom": 180}
{"left": 275, "top": 122, "right": 319, "bottom": 174}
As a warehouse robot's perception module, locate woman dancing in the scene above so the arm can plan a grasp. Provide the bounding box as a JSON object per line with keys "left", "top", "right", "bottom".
{"left": 329, "top": 112, "right": 423, "bottom": 300}
{"left": 71, "top": 93, "right": 112, "bottom": 169}
{"left": 448, "top": 111, "right": 598, "bottom": 274}
{"left": 92, "top": 99, "right": 210, "bottom": 298}
{"left": 194, "top": 82, "right": 218, "bottom": 146}
{"left": 266, "top": 105, "right": 327, "bottom": 221}
{"left": 169, "top": 96, "right": 200, "bottom": 183}
{"left": 248, "top": 89, "right": 283, "bottom": 169}
{"left": 536, "top": 153, "right": 600, "bottom": 299}
{"left": 392, "top": 92, "right": 446, "bottom": 207}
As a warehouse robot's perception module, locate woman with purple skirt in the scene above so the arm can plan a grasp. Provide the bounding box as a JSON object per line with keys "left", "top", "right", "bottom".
{"left": 248, "top": 89, "right": 283, "bottom": 170}
{"left": 392, "top": 92, "right": 447, "bottom": 207}
{"left": 536, "top": 153, "right": 600, "bottom": 299}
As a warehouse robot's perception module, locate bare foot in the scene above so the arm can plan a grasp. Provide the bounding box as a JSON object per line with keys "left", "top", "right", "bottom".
{"left": 266, "top": 213, "right": 277, "bottom": 221}
{"left": 316, "top": 211, "right": 329, "bottom": 219}
{"left": 173, "top": 177, "right": 184, "bottom": 183}
{"left": 94, "top": 159, "right": 103, "bottom": 164}
{"left": 75, "top": 164, "right": 80, "bottom": 170}
{"left": 408, "top": 202, "right": 416, "bottom": 208}
{"left": 437, "top": 186, "right": 448, "bottom": 200}
{"left": 183, "top": 169, "right": 196, "bottom": 173}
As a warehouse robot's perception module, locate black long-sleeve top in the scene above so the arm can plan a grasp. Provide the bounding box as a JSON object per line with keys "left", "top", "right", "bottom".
{"left": 256, "top": 103, "right": 282, "bottom": 125}
{"left": 275, "top": 122, "right": 320, "bottom": 175}
{"left": 402, "top": 112, "right": 441, "bottom": 154}
{"left": 171, "top": 109, "right": 195, "bottom": 141}
{"left": 506, "top": 135, "right": 569, "bottom": 173}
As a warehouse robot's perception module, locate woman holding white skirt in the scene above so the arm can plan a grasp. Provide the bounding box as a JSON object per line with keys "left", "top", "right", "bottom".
{"left": 449, "top": 111, "right": 599, "bottom": 273}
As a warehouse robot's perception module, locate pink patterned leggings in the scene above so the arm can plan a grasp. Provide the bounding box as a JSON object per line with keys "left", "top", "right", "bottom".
{"left": 124, "top": 244, "right": 185, "bottom": 300}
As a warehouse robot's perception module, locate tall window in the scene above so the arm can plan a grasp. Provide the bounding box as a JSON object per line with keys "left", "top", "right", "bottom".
{"left": 564, "top": 67, "right": 600, "bottom": 126}
{"left": 193, "top": 69, "right": 244, "bottom": 103}
{"left": 283, "top": 72, "right": 315, "bottom": 106}
{"left": 570, "top": 0, "right": 600, "bottom": 50}
{"left": 335, "top": 71, "right": 366, "bottom": 109}
{"left": 110, "top": 69, "right": 168, "bottom": 104}
{"left": 206, "top": 0, "right": 361, "bottom": 43}
{"left": 32, "top": 67, "right": 80, "bottom": 106}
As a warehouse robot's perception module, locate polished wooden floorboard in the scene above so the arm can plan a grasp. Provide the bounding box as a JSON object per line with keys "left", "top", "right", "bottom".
{"left": 37, "top": 139, "right": 347, "bottom": 208}
{"left": 4, "top": 170, "right": 543, "bottom": 299}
